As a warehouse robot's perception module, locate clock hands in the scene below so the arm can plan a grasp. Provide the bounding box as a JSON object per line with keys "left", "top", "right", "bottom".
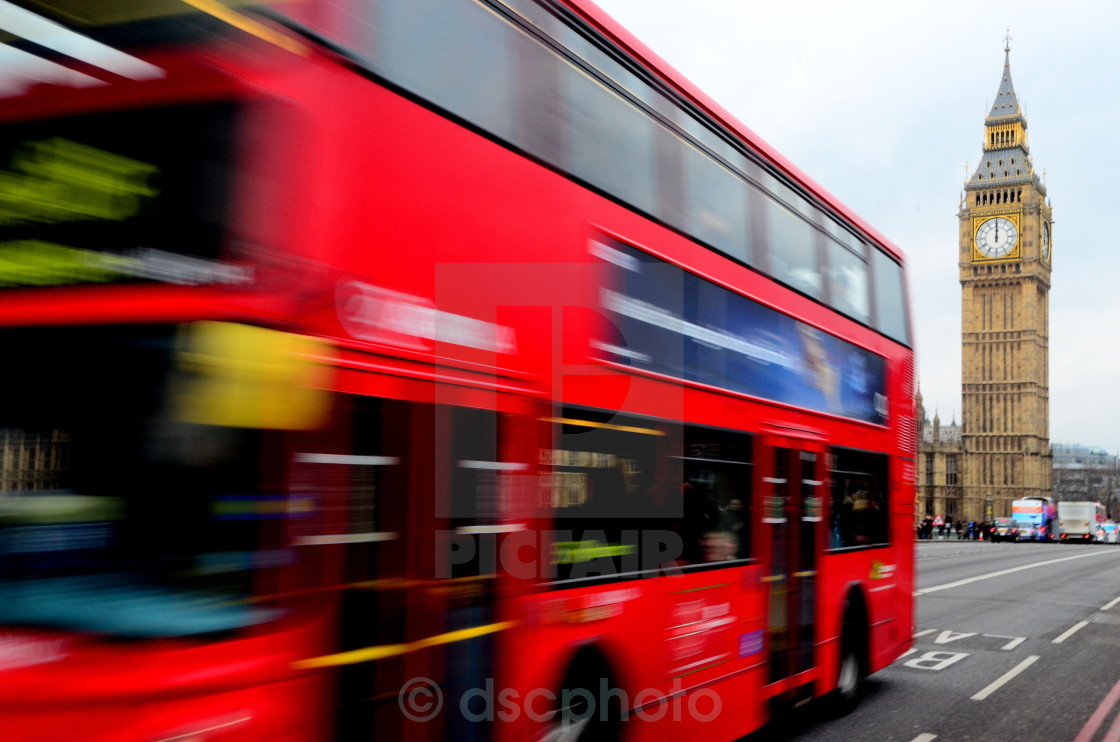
{"left": 978, "top": 218, "right": 1017, "bottom": 257}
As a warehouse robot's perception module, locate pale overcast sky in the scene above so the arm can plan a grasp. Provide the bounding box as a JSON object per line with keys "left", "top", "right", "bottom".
{"left": 594, "top": 0, "right": 1120, "bottom": 455}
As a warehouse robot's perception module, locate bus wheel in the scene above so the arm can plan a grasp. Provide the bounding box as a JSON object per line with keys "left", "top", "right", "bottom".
{"left": 830, "top": 603, "right": 868, "bottom": 716}
{"left": 540, "top": 654, "right": 621, "bottom": 742}
{"left": 539, "top": 688, "right": 621, "bottom": 742}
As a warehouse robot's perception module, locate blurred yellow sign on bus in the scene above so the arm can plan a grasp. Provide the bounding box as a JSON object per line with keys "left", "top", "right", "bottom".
{"left": 171, "top": 321, "right": 332, "bottom": 430}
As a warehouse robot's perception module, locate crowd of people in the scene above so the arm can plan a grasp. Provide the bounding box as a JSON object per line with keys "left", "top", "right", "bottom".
{"left": 916, "top": 516, "right": 992, "bottom": 540}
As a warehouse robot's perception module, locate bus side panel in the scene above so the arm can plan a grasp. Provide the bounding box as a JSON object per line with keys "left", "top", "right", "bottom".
{"left": 0, "top": 669, "right": 333, "bottom": 742}
{"left": 501, "top": 566, "right": 768, "bottom": 742}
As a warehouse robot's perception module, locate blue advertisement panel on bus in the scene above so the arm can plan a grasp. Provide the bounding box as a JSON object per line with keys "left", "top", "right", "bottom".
{"left": 592, "top": 238, "right": 888, "bottom": 425}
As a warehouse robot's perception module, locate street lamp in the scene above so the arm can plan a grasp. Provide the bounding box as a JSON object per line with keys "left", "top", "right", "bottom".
{"left": 985, "top": 493, "right": 993, "bottom": 522}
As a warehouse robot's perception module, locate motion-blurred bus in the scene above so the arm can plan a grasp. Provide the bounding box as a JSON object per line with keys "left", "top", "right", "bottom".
{"left": 0, "top": 1, "right": 915, "bottom": 739}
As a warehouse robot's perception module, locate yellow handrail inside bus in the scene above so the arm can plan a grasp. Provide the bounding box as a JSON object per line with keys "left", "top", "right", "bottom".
{"left": 542, "top": 417, "right": 666, "bottom": 436}
{"left": 178, "top": 0, "right": 309, "bottom": 56}
{"left": 292, "top": 620, "right": 518, "bottom": 670}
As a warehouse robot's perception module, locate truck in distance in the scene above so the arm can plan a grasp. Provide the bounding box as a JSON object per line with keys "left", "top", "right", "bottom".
{"left": 1058, "top": 501, "right": 1107, "bottom": 543}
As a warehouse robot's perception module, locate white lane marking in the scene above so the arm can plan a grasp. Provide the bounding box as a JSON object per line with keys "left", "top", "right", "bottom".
{"left": 1103, "top": 595, "right": 1120, "bottom": 612}
{"left": 1053, "top": 620, "right": 1090, "bottom": 644}
{"left": 910, "top": 735, "right": 938, "bottom": 742}
{"left": 915, "top": 550, "right": 1113, "bottom": 595}
{"left": 971, "top": 655, "right": 1039, "bottom": 701}
{"left": 913, "top": 629, "right": 936, "bottom": 638}
{"left": 983, "top": 634, "right": 1027, "bottom": 651}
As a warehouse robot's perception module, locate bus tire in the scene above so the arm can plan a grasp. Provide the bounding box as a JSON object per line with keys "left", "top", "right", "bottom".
{"left": 830, "top": 596, "right": 868, "bottom": 717}
{"left": 542, "top": 649, "right": 622, "bottom": 742}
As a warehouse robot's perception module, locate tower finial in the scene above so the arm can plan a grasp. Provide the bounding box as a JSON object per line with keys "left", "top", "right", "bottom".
{"left": 1004, "top": 27, "right": 1012, "bottom": 54}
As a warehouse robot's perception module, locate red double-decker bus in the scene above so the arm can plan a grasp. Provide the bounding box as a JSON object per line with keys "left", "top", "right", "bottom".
{"left": 0, "top": 1, "right": 915, "bottom": 740}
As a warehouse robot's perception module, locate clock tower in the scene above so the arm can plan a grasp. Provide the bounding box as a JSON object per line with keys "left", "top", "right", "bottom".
{"left": 958, "top": 40, "right": 1052, "bottom": 520}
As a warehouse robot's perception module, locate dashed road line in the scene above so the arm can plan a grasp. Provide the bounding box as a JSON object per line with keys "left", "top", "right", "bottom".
{"left": 971, "top": 655, "right": 1039, "bottom": 701}
{"left": 1053, "top": 620, "right": 1090, "bottom": 644}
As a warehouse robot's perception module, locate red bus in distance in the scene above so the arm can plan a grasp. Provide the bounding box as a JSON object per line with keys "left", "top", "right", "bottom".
{"left": 0, "top": 1, "right": 915, "bottom": 740}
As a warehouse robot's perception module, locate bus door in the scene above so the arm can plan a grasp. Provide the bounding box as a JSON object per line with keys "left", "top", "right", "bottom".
{"left": 298, "top": 399, "right": 508, "bottom": 741}
{"left": 286, "top": 395, "right": 413, "bottom": 740}
{"left": 761, "top": 439, "right": 825, "bottom": 691}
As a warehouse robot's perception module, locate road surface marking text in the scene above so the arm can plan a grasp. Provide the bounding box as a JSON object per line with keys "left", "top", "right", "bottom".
{"left": 913, "top": 628, "right": 1026, "bottom": 651}
{"left": 903, "top": 651, "right": 968, "bottom": 671}
{"left": 983, "top": 634, "right": 1026, "bottom": 650}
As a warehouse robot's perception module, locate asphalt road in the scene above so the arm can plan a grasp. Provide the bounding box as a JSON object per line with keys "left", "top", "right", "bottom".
{"left": 756, "top": 539, "right": 1120, "bottom": 742}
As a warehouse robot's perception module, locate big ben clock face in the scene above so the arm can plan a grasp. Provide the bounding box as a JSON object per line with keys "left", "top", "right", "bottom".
{"left": 1042, "top": 221, "right": 1051, "bottom": 261}
{"left": 975, "top": 216, "right": 1019, "bottom": 258}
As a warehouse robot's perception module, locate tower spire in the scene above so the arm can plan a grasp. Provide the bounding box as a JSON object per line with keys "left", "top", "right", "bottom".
{"left": 964, "top": 40, "right": 1041, "bottom": 193}
{"left": 988, "top": 36, "right": 1019, "bottom": 121}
